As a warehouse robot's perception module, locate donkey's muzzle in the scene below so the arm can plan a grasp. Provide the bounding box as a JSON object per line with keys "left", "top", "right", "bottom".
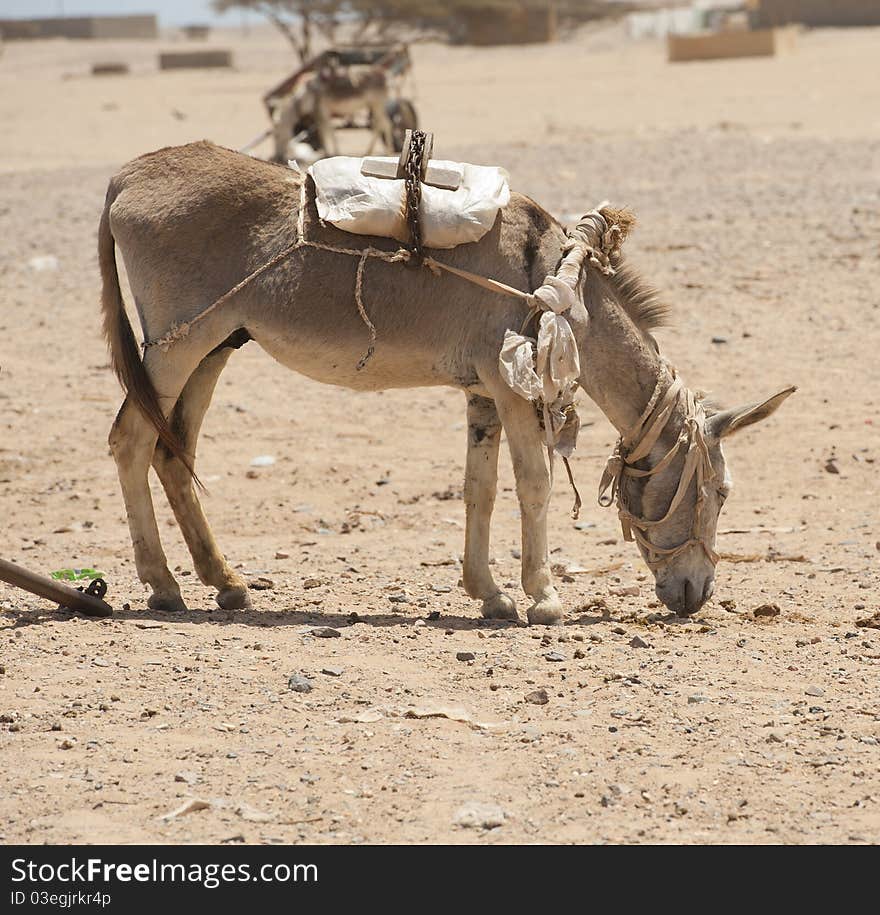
{"left": 656, "top": 575, "right": 714, "bottom": 617}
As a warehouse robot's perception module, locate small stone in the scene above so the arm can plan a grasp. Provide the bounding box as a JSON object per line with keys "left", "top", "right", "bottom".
{"left": 711, "top": 336, "right": 728, "bottom": 344}
{"left": 753, "top": 603, "right": 780, "bottom": 618}
{"left": 309, "top": 627, "right": 341, "bottom": 638}
{"left": 544, "top": 651, "right": 565, "bottom": 662}
{"left": 249, "top": 577, "right": 275, "bottom": 591}
{"left": 275, "top": 551, "right": 290, "bottom": 560}
{"left": 688, "top": 694, "right": 708, "bottom": 704}
{"left": 524, "top": 689, "right": 549, "bottom": 706}
{"left": 59, "top": 738, "right": 76, "bottom": 750}
{"left": 92, "top": 657, "right": 110, "bottom": 667}
{"left": 453, "top": 801, "right": 506, "bottom": 830}
{"left": 250, "top": 455, "right": 276, "bottom": 467}
{"left": 574, "top": 648, "right": 585, "bottom": 659}
{"left": 321, "top": 666, "right": 344, "bottom": 677}
{"left": 456, "top": 651, "right": 476, "bottom": 662}
{"left": 288, "top": 674, "right": 313, "bottom": 693}
{"left": 427, "top": 611, "right": 441, "bottom": 621}
{"left": 805, "top": 685, "right": 825, "bottom": 697}
{"left": 629, "top": 636, "right": 649, "bottom": 649}
{"left": 302, "top": 578, "right": 322, "bottom": 589}
{"left": 175, "top": 770, "right": 199, "bottom": 784}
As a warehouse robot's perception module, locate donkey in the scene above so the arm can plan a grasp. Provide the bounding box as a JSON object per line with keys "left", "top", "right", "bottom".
{"left": 270, "top": 65, "right": 394, "bottom": 163}
{"left": 100, "top": 141, "right": 793, "bottom": 624}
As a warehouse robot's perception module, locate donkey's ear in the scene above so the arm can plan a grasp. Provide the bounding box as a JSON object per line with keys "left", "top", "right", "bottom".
{"left": 706, "top": 386, "right": 796, "bottom": 440}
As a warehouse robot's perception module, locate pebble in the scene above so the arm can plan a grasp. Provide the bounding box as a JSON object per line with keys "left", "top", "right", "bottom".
{"left": 544, "top": 651, "right": 565, "bottom": 662}
{"left": 275, "top": 551, "right": 290, "bottom": 560}
{"left": 524, "top": 688, "right": 549, "bottom": 705}
{"left": 287, "top": 675, "right": 313, "bottom": 693}
{"left": 453, "top": 801, "right": 506, "bottom": 830}
{"left": 322, "top": 667, "right": 344, "bottom": 677}
{"left": 456, "top": 651, "right": 475, "bottom": 662}
{"left": 804, "top": 685, "right": 825, "bottom": 697}
{"left": 310, "top": 627, "right": 341, "bottom": 638}
{"left": 687, "top": 694, "right": 708, "bottom": 704}
{"left": 302, "top": 578, "right": 322, "bottom": 589}
{"left": 250, "top": 455, "right": 276, "bottom": 467}
{"left": 629, "top": 636, "right": 649, "bottom": 649}
{"left": 753, "top": 603, "right": 780, "bottom": 618}
{"left": 92, "top": 657, "right": 110, "bottom": 667}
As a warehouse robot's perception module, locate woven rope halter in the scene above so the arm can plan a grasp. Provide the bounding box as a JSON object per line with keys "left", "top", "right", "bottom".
{"left": 598, "top": 369, "right": 720, "bottom": 570}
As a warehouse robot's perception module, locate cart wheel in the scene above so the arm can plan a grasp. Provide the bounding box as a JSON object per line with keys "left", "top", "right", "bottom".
{"left": 387, "top": 99, "right": 419, "bottom": 153}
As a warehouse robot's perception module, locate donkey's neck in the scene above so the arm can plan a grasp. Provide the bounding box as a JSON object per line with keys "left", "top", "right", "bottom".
{"left": 579, "top": 274, "right": 671, "bottom": 436}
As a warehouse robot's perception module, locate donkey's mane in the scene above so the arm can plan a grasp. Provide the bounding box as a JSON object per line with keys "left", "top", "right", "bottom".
{"left": 608, "top": 258, "right": 672, "bottom": 332}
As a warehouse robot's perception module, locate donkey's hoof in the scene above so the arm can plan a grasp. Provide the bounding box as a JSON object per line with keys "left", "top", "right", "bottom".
{"left": 480, "top": 592, "right": 519, "bottom": 621}
{"left": 527, "top": 596, "right": 564, "bottom": 626}
{"left": 147, "top": 592, "right": 188, "bottom": 613}
{"left": 216, "top": 586, "right": 252, "bottom": 611}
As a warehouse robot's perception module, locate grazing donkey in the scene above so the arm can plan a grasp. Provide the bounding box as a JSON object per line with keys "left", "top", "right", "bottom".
{"left": 100, "top": 142, "right": 793, "bottom": 623}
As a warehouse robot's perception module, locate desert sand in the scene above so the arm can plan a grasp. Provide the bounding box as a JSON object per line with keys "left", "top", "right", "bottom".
{"left": 0, "top": 22, "right": 878, "bottom": 845}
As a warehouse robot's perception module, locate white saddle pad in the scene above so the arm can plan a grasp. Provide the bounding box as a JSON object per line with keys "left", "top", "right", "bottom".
{"left": 308, "top": 156, "right": 510, "bottom": 250}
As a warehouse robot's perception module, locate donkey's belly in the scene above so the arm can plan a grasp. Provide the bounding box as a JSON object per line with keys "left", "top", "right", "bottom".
{"left": 251, "top": 331, "right": 457, "bottom": 393}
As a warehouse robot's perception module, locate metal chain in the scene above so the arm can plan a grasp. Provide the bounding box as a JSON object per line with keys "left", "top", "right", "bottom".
{"left": 403, "top": 129, "right": 427, "bottom": 262}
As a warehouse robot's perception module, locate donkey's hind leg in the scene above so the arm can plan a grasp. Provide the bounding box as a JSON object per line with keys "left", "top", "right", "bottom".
{"left": 463, "top": 394, "right": 518, "bottom": 621}
{"left": 152, "top": 345, "right": 251, "bottom": 610}
{"left": 109, "top": 346, "right": 207, "bottom": 612}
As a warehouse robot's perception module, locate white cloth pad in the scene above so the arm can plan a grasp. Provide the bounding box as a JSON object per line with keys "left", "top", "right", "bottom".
{"left": 308, "top": 156, "right": 511, "bottom": 249}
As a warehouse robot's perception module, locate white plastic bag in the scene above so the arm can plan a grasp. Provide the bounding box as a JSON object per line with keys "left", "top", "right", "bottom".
{"left": 308, "top": 156, "right": 510, "bottom": 249}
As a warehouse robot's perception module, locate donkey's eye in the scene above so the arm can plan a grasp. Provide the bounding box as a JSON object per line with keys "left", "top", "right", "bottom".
{"left": 718, "top": 486, "right": 730, "bottom": 503}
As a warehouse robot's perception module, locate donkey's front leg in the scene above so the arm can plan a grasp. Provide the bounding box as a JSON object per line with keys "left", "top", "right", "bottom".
{"left": 463, "top": 394, "right": 518, "bottom": 621}
{"left": 495, "top": 393, "right": 564, "bottom": 625}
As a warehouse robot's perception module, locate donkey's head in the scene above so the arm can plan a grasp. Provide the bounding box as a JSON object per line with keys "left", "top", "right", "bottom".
{"left": 611, "top": 385, "right": 796, "bottom": 615}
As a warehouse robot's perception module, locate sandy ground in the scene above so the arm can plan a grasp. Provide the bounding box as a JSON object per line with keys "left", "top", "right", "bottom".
{"left": 0, "top": 23, "right": 878, "bottom": 845}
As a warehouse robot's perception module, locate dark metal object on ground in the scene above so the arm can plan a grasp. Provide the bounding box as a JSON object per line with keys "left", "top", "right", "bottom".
{"left": 0, "top": 557, "right": 113, "bottom": 617}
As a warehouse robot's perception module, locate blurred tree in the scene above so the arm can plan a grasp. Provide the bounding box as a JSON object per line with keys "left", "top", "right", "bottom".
{"left": 212, "top": 1, "right": 638, "bottom": 62}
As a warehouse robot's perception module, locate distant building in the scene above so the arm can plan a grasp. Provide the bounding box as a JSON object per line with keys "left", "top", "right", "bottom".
{"left": 0, "top": 15, "right": 158, "bottom": 41}
{"left": 748, "top": 0, "right": 880, "bottom": 27}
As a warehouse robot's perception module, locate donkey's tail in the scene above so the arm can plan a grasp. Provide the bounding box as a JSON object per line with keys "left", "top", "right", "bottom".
{"left": 99, "top": 182, "right": 196, "bottom": 479}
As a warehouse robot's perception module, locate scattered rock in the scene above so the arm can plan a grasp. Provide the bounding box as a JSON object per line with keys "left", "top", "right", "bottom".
{"left": 92, "top": 657, "right": 110, "bottom": 667}
{"left": 309, "top": 627, "right": 341, "bottom": 638}
{"left": 250, "top": 455, "right": 276, "bottom": 467}
{"left": 321, "top": 666, "right": 344, "bottom": 677}
{"left": 453, "top": 801, "right": 506, "bottom": 830}
{"left": 175, "top": 770, "right": 200, "bottom": 785}
{"left": 287, "top": 674, "right": 313, "bottom": 693}
{"left": 804, "top": 685, "right": 825, "bottom": 697}
{"left": 629, "top": 636, "right": 649, "bottom": 649}
{"left": 753, "top": 603, "right": 780, "bottom": 618}
{"left": 28, "top": 255, "right": 59, "bottom": 272}
{"left": 302, "top": 578, "right": 322, "bottom": 589}
{"left": 275, "top": 550, "right": 290, "bottom": 560}
{"left": 544, "top": 651, "right": 565, "bottom": 662}
{"left": 524, "top": 689, "right": 549, "bottom": 706}
{"left": 456, "top": 651, "right": 475, "bottom": 662}
{"left": 249, "top": 577, "right": 275, "bottom": 591}
{"left": 405, "top": 701, "right": 497, "bottom": 730}
{"left": 159, "top": 798, "right": 211, "bottom": 821}
{"left": 687, "top": 694, "right": 708, "bottom": 704}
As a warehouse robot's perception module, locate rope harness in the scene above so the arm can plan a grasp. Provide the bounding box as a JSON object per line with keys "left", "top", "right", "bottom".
{"left": 598, "top": 370, "right": 720, "bottom": 569}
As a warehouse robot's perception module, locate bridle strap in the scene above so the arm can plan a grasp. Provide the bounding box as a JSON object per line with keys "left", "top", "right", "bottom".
{"left": 598, "top": 372, "right": 719, "bottom": 569}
